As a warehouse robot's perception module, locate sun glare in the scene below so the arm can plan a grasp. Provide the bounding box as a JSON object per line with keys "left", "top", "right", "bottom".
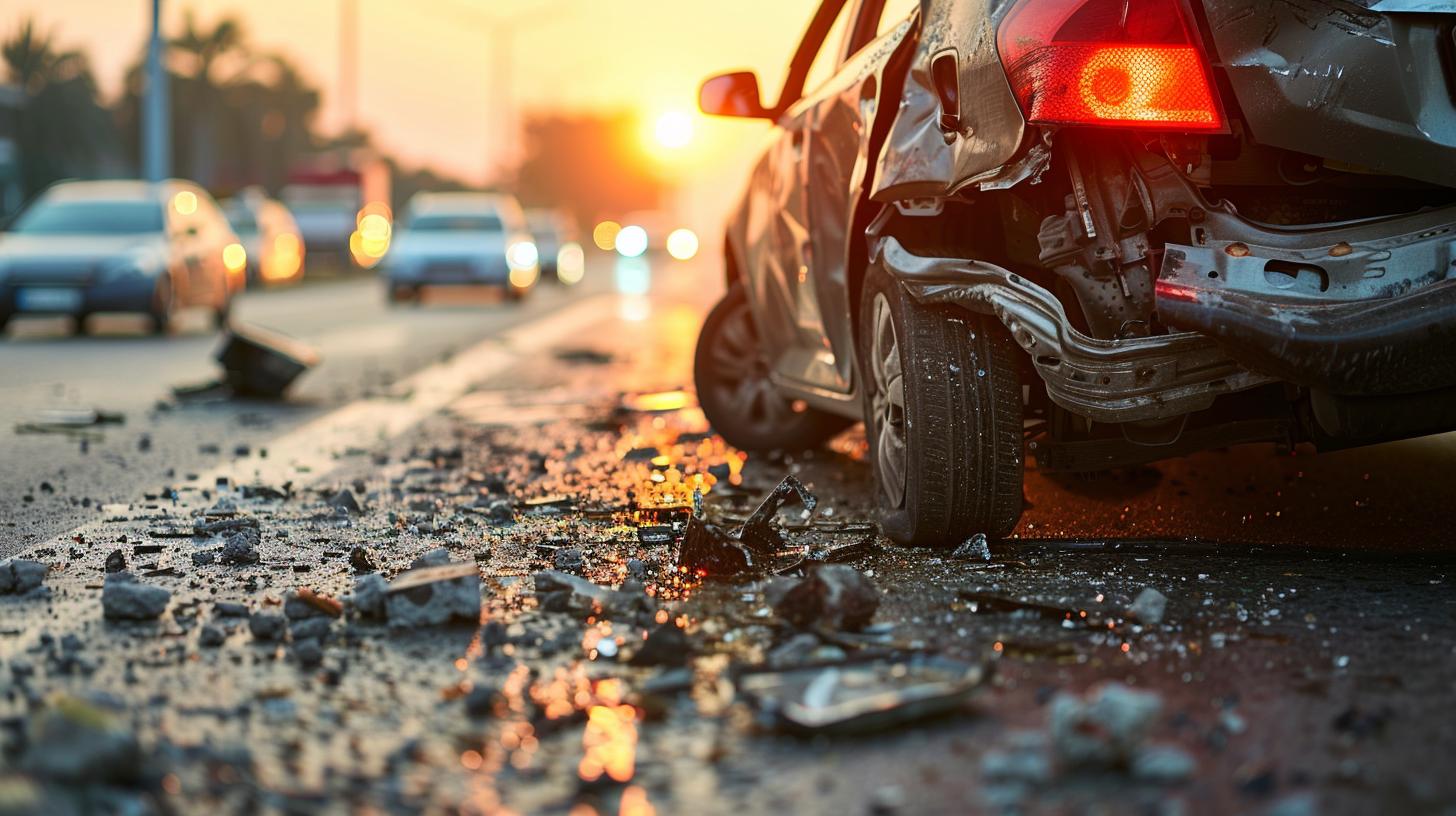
{"left": 653, "top": 112, "right": 694, "bottom": 150}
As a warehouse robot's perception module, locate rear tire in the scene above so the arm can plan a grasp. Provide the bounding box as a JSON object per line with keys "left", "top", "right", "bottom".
{"left": 695, "top": 281, "right": 852, "bottom": 452}
{"left": 858, "top": 259, "right": 1024, "bottom": 546}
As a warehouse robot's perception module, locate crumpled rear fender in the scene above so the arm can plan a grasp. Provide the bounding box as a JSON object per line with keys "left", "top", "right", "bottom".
{"left": 871, "top": 0, "right": 1031, "bottom": 201}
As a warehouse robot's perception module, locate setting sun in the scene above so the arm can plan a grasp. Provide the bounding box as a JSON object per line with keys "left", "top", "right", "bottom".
{"left": 653, "top": 111, "right": 694, "bottom": 150}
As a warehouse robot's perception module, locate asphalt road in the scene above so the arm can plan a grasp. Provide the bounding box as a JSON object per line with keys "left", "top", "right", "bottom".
{"left": 0, "top": 264, "right": 613, "bottom": 557}
{"left": 2, "top": 248, "right": 1453, "bottom": 814}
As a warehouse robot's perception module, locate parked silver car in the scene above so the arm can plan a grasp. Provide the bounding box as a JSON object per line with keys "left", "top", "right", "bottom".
{"left": 0, "top": 179, "right": 246, "bottom": 335}
{"left": 382, "top": 193, "right": 538, "bottom": 303}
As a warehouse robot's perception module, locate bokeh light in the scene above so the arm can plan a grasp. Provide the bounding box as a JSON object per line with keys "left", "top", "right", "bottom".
{"left": 654, "top": 111, "right": 694, "bottom": 150}
{"left": 666, "top": 228, "right": 699, "bottom": 261}
{"left": 592, "top": 220, "right": 622, "bottom": 251}
{"left": 615, "top": 225, "right": 649, "bottom": 258}
{"left": 556, "top": 242, "right": 585, "bottom": 285}
{"left": 222, "top": 242, "right": 248, "bottom": 274}
{"left": 173, "top": 190, "right": 197, "bottom": 215}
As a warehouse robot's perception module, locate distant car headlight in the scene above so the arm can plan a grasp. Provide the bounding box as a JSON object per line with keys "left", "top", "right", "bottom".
{"left": 506, "top": 240, "right": 539, "bottom": 272}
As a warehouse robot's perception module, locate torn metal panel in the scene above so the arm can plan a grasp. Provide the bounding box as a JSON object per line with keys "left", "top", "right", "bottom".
{"left": 872, "top": 0, "right": 1029, "bottom": 201}
{"left": 877, "top": 237, "right": 1273, "bottom": 422}
{"left": 1205, "top": 0, "right": 1456, "bottom": 187}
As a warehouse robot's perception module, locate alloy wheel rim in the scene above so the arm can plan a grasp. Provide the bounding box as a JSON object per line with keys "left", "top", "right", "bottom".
{"left": 709, "top": 300, "right": 799, "bottom": 429}
{"left": 870, "top": 293, "right": 907, "bottom": 506}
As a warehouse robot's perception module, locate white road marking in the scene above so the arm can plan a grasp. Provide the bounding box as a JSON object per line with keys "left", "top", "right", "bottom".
{"left": 198, "top": 292, "right": 616, "bottom": 489}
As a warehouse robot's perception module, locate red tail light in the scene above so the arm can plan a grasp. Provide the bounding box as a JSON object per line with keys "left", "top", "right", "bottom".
{"left": 997, "top": 0, "right": 1223, "bottom": 130}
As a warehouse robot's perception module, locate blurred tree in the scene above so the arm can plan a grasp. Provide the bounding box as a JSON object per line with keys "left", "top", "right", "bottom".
{"left": 1, "top": 20, "right": 120, "bottom": 198}
{"left": 116, "top": 13, "right": 321, "bottom": 194}
{"left": 512, "top": 112, "right": 665, "bottom": 231}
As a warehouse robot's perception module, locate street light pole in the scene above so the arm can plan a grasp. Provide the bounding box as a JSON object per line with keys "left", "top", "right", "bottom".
{"left": 142, "top": 0, "right": 169, "bottom": 182}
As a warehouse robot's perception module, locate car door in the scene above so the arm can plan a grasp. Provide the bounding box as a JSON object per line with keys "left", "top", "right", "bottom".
{"left": 737, "top": 0, "right": 857, "bottom": 398}
{"left": 796, "top": 0, "right": 920, "bottom": 392}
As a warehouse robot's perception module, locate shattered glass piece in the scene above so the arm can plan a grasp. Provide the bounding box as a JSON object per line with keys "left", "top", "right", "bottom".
{"left": 739, "top": 656, "right": 986, "bottom": 735}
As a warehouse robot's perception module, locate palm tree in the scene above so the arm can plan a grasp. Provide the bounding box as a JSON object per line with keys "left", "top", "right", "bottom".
{"left": 170, "top": 12, "right": 249, "bottom": 185}
{"left": 2, "top": 20, "right": 119, "bottom": 196}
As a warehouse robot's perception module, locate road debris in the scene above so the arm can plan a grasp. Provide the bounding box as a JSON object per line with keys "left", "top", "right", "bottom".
{"left": 772, "top": 564, "right": 880, "bottom": 632}
{"left": 1050, "top": 683, "right": 1172, "bottom": 772}
{"left": 0, "top": 558, "right": 48, "bottom": 596}
{"left": 214, "top": 323, "right": 320, "bottom": 399}
{"left": 100, "top": 571, "right": 171, "bottom": 620}
{"left": 739, "top": 656, "right": 986, "bottom": 735}
{"left": 1128, "top": 587, "right": 1169, "bottom": 625}
{"left": 384, "top": 562, "right": 481, "bottom": 627}
{"left": 952, "top": 533, "right": 992, "bottom": 561}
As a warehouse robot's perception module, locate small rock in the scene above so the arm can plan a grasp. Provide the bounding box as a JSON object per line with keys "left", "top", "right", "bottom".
{"left": 101, "top": 571, "right": 170, "bottom": 620}
{"left": 293, "top": 638, "right": 324, "bottom": 668}
{"left": 773, "top": 564, "right": 880, "bottom": 632}
{"left": 213, "top": 601, "right": 250, "bottom": 617}
{"left": 192, "top": 549, "right": 218, "bottom": 566}
{"left": 350, "top": 545, "right": 380, "bottom": 573}
{"left": 410, "top": 547, "right": 452, "bottom": 569}
{"left": 348, "top": 573, "right": 389, "bottom": 619}
{"left": 1132, "top": 745, "right": 1197, "bottom": 783}
{"left": 385, "top": 563, "right": 481, "bottom": 627}
{"left": 19, "top": 696, "right": 143, "bottom": 784}
{"left": 1129, "top": 587, "right": 1168, "bottom": 625}
{"left": 103, "top": 550, "right": 127, "bottom": 574}
{"left": 198, "top": 624, "right": 227, "bottom": 648}
{"left": 248, "top": 612, "right": 286, "bottom": 641}
{"left": 219, "top": 531, "right": 260, "bottom": 565}
{"left": 327, "top": 489, "right": 363, "bottom": 515}
{"left": 951, "top": 533, "right": 992, "bottom": 561}
{"left": 552, "top": 547, "right": 586, "bottom": 575}
{"left": 1050, "top": 682, "right": 1163, "bottom": 769}
{"left": 630, "top": 622, "right": 693, "bottom": 667}
{"left": 290, "top": 617, "right": 332, "bottom": 641}
{"left": 0, "top": 559, "right": 48, "bottom": 595}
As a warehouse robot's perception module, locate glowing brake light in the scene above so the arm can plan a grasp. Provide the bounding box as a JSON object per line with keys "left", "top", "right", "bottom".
{"left": 997, "top": 0, "right": 1222, "bottom": 129}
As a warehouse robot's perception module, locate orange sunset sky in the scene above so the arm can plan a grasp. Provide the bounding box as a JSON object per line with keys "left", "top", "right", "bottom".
{"left": 0, "top": 0, "right": 822, "bottom": 228}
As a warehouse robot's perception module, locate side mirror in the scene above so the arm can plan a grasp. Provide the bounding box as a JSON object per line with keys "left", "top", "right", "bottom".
{"left": 699, "top": 71, "right": 771, "bottom": 119}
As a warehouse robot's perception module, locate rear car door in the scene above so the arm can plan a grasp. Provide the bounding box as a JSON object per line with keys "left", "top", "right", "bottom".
{"left": 795, "top": 0, "right": 920, "bottom": 391}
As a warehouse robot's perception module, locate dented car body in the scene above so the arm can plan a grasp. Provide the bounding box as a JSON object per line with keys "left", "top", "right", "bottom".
{"left": 694, "top": 0, "right": 1456, "bottom": 545}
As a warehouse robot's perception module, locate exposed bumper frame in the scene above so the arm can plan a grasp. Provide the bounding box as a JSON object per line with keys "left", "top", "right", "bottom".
{"left": 876, "top": 237, "right": 1273, "bottom": 423}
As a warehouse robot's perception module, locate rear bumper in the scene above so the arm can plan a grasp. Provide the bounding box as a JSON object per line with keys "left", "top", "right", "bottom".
{"left": 1156, "top": 205, "right": 1456, "bottom": 395}
{"left": 0, "top": 278, "right": 155, "bottom": 316}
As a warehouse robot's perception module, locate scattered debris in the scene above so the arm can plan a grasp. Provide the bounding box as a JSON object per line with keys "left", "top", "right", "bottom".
{"left": 0, "top": 558, "right": 48, "bottom": 596}
{"left": 101, "top": 571, "right": 171, "bottom": 620}
{"left": 350, "top": 545, "right": 380, "bottom": 573}
{"left": 1128, "top": 587, "right": 1168, "bottom": 625}
{"left": 739, "top": 656, "right": 986, "bottom": 735}
{"left": 19, "top": 696, "right": 144, "bottom": 784}
{"left": 215, "top": 324, "right": 321, "bottom": 399}
{"left": 385, "top": 562, "right": 482, "bottom": 627}
{"left": 773, "top": 564, "right": 880, "bottom": 632}
{"left": 219, "top": 531, "right": 260, "bottom": 565}
{"left": 1049, "top": 683, "right": 1167, "bottom": 771}
{"left": 328, "top": 489, "right": 363, "bottom": 515}
{"left": 103, "top": 550, "right": 127, "bottom": 574}
{"left": 952, "top": 533, "right": 992, "bottom": 562}
{"left": 249, "top": 612, "right": 286, "bottom": 641}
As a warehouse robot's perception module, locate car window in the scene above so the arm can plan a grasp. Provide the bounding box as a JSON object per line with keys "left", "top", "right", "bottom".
{"left": 802, "top": 1, "right": 855, "bottom": 94}
{"left": 876, "top": 0, "right": 919, "bottom": 36}
{"left": 12, "top": 200, "right": 164, "bottom": 235}
{"left": 409, "top": 214, "right": 504, "bottom": 233}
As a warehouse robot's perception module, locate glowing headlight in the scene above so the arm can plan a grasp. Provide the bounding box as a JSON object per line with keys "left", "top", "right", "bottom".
{"left": 615, "top": 225, "right": 648, "bottom": 258}
{"left": 506, "top": 240, "right": 539, "bottom": 271}
{"left": 223, "top": 242, "right": 248, "bottom": 274}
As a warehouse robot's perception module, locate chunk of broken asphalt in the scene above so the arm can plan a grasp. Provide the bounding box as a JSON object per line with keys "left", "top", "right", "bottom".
{"left": 248, "top": 612, "right": 286, "bottom": 641}
{"left": 1128, "top": 587, "right": 1168, "bottom": 625}
{"left": 773, "top": 564, "right": 880, "bottom": 632}
{"left": 327, "top": 489, "right": 363, "bottom": 515}
{"left": 219, "top": 531, "right": 260, "bottom": 565}
{"left": 101, "top": 571, "right": 170, "bottom": 620}
{"left": 385, "top": 562, "right": 481, "bottom": 627}
{"left": 0, "top": 558, "right": 48, "bottom": 596}
{"left": 350, "top": 545, "right": 380, "bottom": 573}
{"left": 1050, "top": 682, "right": 1163, "bottom": 769}
{"left": 348, "top": 573, "right": 388, "bottom": 619}
{"left": 19, "top": 696, "right": 144, "bottom": 784}
{"left": 629, "top": 622, "right": 693, "bottom": 667}
{"left": 552, "top": 547, "right": 586, "bottom": 574}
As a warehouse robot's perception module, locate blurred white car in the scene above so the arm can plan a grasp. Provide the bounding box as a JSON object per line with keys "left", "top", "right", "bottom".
{"left": 382, "top": 192, "right": 537, "bottom": 303}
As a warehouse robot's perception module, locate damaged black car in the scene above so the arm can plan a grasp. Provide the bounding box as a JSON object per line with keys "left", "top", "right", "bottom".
{"left": 693, "top": 0, "right": 1456, "bottom": 545}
